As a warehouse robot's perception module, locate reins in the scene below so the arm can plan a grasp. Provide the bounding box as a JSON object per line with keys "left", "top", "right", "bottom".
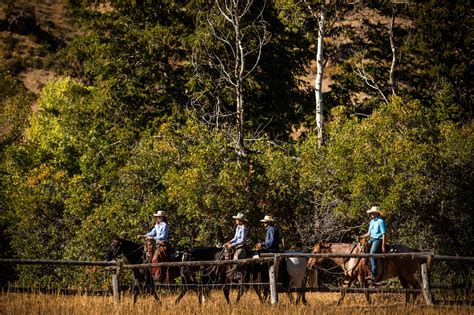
{"left": 316, "top": 242, "right": 366, "bottom": 276}
{"left": 113, "top": 241, "right": 145, "bottom": 261}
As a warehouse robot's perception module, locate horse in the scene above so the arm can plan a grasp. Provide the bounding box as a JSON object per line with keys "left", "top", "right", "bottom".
{"left": 107, "top": 237, "right": 183, "bottom": 304}
{"left": 176, "top": 246, "right": 270, "bottom": 305}
{"left": 283, "top": 251, "right": 317, "bottom": 304}
{"left": 107, "top": 237, "right": 157, "bottom": 303}
{"left": 175, "top": 246, "right": 231, "bottom": 304}
{"left": 307, "top": 241, "right": 421, "bottom": 305}
{"left": 250, "top": 251, "right": 316, "bottom": 305}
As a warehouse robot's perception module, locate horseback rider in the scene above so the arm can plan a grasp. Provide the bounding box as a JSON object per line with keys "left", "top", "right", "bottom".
{"left": 255, "top": 215, "right": 280, "bottom": 253}
{"left": 359, "top": 206, "right": 387, "bottom": 282}
{"left": 137, "top": 210, "right": 170, "bottom": 280}
{"left": 224, "top": 212, "right": 249, "bottom": 259}
{"left": 224, "top": 212, "right": 249, "bottom": 279}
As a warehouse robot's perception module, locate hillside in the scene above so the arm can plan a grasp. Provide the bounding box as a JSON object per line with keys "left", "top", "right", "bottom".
{"left": 0, "top": 0, "right": 75, "bottom": 94}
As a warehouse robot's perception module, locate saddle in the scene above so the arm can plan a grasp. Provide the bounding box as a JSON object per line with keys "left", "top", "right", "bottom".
{"left": 145, "top": 239, "right": 174, "bottom": 281}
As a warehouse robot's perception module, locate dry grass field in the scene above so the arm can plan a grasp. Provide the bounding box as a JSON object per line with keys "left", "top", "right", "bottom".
{"left": 1, "top": 291, "right": 472, "bottom": 315}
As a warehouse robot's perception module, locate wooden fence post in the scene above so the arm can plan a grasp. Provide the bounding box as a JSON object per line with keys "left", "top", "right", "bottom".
{"left": 420, "top": 254, "right": 434, "bottom": 306}
{"left": 112, "top": 259, "right": 123, "bottom": 304}
{"left": 269, "top": 254, "right": 280, "bottom": 305}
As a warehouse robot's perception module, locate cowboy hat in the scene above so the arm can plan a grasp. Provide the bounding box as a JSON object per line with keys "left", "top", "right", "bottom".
{"left": 367, "top": 206, "right": 381, "bottom": 214}
{"left": 232, "top": 212, "right": 248, "bottom": 221}
{"left": 153, "top": 210, "right": 167, "bottom": 217}
{"left": 260, "top": 215, "right": 275, "bottom": 223}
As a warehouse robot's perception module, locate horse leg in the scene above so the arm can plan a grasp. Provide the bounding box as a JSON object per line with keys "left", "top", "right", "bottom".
{"left": 399, "top": 276, "right": 410, "bottom": 304}
{"left": 359, "top": 275, "right": 371, "bottom": 304}
{"left": 151, "top": 283, "right": 160, "bottom": 303}
{"left": 236, "top": 285, "right": 245, "bottom": 303}
{"left": 253, "top": 277, "right": 264, "bottom": 304}
{"left": 286, "top": 291, "right": 294, "bottom": 304}
{"left": 338, "top": 279, "right": 353, "bottom": 305}
{"left": 299, "top": 277, "right": 308, "bottom": 305}
{"left": 253, "top": 270, "right": 265, "bottom": 304}
{"left": 295, "top": 291, "right": 306, "bottom": 305}
{"left": 254, "top": 286, "right": 266, "bottom": 304}
{"left": 174, "top": 288, "right": 186, "bottom": 305}
{"left": 405, "top": 274, "right": 421, "bottom": 304}
{"left": 132, "top": 283, "right": 140, "bottom": 305}
{"left": 200, "top": 289, "right": 209, "bottom": 304}
{"left": 296, "top": 274, "right": 308, "bottom": 305}
{"left": 300, "top": 292, "right": 308, "bottom": 305}
{"left": 223, "top": 287, "right": 231, "bottom": 304}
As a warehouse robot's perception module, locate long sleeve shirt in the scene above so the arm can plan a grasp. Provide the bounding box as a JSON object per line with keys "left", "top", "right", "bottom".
{"left": 229, "top": 224, "right": 248, "bottom": 246}
{"left": 146, "top": 221, "right": 169, "bottom": 241}
{"left": 368, "top": 216, "right": 386, "bottom": 240}
{"left": 262, "top": 225, "right": 280, "bottom": 250}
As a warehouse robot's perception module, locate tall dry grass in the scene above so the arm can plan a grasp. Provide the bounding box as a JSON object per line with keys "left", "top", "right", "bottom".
{"left": 1, "top": 291, "right": 472, "bottom": 315}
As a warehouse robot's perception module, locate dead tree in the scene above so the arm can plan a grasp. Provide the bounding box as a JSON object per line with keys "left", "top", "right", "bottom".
{"left": 200, "top": 0, "right": 270, "bottom": 156}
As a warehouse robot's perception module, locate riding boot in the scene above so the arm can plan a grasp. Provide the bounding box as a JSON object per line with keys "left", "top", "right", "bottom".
{"left": 152, "top": 257, "right": 161, "bottom": 280}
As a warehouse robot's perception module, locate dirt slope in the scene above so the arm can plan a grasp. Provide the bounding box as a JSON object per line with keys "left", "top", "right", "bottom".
{"left": 0, "top": 0, "right": 75, "bottom": 95}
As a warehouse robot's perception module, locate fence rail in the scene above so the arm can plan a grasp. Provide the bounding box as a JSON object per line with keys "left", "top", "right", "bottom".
{"left": 0, "top": 259, "right": 116, "bottom": 266}
{"left": 259, "top": 252, "right": 474, "bottom": 262}
{"left": 1, "top": 252, "right": 472, "bottom": 306}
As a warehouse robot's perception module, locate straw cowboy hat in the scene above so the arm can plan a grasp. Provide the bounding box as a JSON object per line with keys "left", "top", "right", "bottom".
{"left": 232, "top": 212, "right": 248, "bottom": 221}
{"left": 153, "top": 210, "right": 167, "bottom": 217}
{"left": 260, "top": 215, "right": 275, "bottom": 223}
{"left": 367, "top": 206, "right": 381, "bottom": 214}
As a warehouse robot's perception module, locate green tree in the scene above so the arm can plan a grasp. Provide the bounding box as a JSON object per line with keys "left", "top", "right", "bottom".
{"left": 0, "top": 55, "right": 32, "bottom": 284}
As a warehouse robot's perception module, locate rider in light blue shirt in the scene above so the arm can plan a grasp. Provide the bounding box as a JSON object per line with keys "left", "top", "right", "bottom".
{"left": 368, "top": 215, "right": 386, "bottom": 240}
{"left": 225, "top": 213, "right": 249, "bottom": 279}
{"left": 225, "top": 213, "right": 249, "bottom": 256}
{"left": 229, "top": 224, "right": 248, "bottom": 247}
{"left": 138, "top": 210, "right": 170, "bottom": 280}
{"left": 360, "top": 206, "right": 387, "bottom": 281}
{"left": 145, "top": 219, "right": 169, "bottom": 242}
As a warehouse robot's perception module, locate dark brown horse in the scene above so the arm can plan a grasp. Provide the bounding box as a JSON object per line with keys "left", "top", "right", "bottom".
{"left": 307, "top": 241, "right": 421, "bottom": 304}
{"left": 107, "top": 237, "right": 183, "bottom": 304}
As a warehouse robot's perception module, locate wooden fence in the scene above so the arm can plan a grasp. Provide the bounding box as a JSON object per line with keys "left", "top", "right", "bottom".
{"left": 1, "top": 252, "right": 473, "bottom": 306}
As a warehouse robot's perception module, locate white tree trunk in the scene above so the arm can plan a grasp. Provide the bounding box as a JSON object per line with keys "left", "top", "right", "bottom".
{"left": 314, "top": 9, "right": 325, "bottom": 147}
{"left": 389, "top": 7, "right": 397, "bottom": 96}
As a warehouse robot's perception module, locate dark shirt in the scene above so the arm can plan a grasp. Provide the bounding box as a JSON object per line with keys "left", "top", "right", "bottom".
{"left": 262, "top": 225, "right": 280, "bottom": 251}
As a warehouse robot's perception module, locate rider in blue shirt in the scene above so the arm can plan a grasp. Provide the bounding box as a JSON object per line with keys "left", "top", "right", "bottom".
{"left": 138, "top": 210, "right": 170, "bottom": 280}
{"left": 256, "top": 215, "right": 280, "bottom": 252}
{"left": 225, "top": 213, "right": 249, "bottom": 278}
{"left": 145, "top": 216, "right": 169, "bottom": 242}
{"left": 360, "top": 206, "right": 387, "bottom": 281}
{"left": 225, "top": 212, "right": 249, "bottom": 252}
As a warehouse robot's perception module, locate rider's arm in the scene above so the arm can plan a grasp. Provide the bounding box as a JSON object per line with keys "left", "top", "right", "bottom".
{"left": 262, "top": 226, "right": 274, "bottom": 249}
{"left": 380, "top": 219, "right": 387, "bottom": 252}
{"left": 360, "top": 231, "right": 370, "bottom": 239}
{"left": 228, "top": 228, "right": 238, "bottom": 246}
{"left": 145, "top": 225, "right": 157, "bottom": 238}
{"left": 382, "top": 234, "right": 387, "bottom": 253}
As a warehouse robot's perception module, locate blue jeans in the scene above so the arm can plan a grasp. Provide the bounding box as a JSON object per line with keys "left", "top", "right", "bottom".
{"left": 368, "top": 239, "right": 382, "bottom": 277}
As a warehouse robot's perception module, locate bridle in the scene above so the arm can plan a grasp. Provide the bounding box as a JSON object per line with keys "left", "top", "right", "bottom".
{"left": 109, "top": 239, "right": 145, "bottom": 260}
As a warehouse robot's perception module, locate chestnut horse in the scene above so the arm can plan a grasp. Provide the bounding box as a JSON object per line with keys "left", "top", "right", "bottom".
{"left": 307, "top": 241, "right": 421, "bottom": 304}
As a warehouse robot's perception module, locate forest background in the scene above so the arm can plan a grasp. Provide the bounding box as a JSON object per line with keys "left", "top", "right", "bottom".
{"left": 0, "top": 0, "right": 472, "bottom": 289}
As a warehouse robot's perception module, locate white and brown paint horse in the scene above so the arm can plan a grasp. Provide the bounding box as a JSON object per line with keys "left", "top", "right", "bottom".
{"left": 307, "top": 241, "right": 421, "bottom": 304}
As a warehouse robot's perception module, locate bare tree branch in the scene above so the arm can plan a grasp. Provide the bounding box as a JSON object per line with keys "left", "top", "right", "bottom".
{"left": 353, "top": 53, "right": 390, "bottom": 105}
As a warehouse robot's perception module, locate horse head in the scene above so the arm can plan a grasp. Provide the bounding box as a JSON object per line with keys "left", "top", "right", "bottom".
{"left": 107, "top": 237, "right": 124, "bottom": 261}
{"left": 307, "top": 241, "right": 332, "bottom": 269}
{"left": 358, "top": 237, "right": 369, "bottom": 253}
